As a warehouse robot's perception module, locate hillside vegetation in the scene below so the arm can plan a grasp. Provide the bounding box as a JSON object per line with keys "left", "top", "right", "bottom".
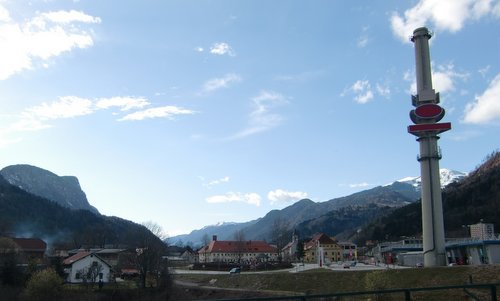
{"left": 355, "top": 151, "right": 500, "bottom": 244}
{"left": 0, "top": 175, "right": 164, "bottom": 250}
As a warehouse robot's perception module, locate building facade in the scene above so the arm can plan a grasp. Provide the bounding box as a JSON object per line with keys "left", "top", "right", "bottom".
{"left": 198, "top": 236, "right": 277, "bottom": 264}
{"left": 303, "top": 233, "right": 342, "bottom": 266}
{"left": 63, "top": 252, "right": 112, "bottom": 283}
{"left": 470, "top": 222, "right": 495, "bottom": 240}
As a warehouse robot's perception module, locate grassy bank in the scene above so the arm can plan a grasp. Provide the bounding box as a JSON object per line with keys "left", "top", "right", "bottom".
{"left": 175, "top": 265, "right": 500, "bottom": 300}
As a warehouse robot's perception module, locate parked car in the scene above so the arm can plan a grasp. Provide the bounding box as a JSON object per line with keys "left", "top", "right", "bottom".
{"left": 342, "top": 263, "right": 351, "bottom": 269}
{"left": 416, "top": 262, "right": 424, "bottom": 268}
{"left": 229, "top": 267, "right": 241, "bottom": 274}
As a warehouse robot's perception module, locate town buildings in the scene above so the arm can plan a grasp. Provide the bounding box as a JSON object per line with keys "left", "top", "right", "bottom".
{"left": 198, "top": 235, "right": 278, "bottom": 263}
{"left": 303, "top": 233, "right": 343, "bottom": 266}
{"left": 373, "top": 222, "right": 500, "bottom": 266}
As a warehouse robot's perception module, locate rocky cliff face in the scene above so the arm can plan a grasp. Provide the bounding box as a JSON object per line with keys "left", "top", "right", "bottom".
{"left": 0, "top": 164, "right": 99, "bottom": 214}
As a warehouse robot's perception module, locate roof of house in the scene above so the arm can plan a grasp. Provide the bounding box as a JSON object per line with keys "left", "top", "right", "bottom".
{"left": 62, "top": 251, "right": 111, "bottom": 267}
{"left": 305, "top": 233, "right": 337, "bottom": 250}
{"left": 200, "top": 240, "right": 277, "bottom": 254}
{"left": 11, "top": 238, "right": 47, "bottom": 252}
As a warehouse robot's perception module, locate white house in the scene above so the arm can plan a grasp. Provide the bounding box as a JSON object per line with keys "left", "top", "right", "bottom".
{"left": 63, "top": 251, "right": 112, "bottom": 283}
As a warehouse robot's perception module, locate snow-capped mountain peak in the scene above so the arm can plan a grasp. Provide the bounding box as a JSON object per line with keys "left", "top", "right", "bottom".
{"left": 394, "top": 168, "right": 467, "bottom": 189}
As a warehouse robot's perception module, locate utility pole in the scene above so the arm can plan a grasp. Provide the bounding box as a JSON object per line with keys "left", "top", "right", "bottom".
{"left": 408, "top": 27, "right": 451, "bottom": 267}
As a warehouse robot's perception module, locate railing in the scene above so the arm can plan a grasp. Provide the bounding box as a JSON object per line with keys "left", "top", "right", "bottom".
{"left": 198, "top": 283, "right": 499, "bottom": 301}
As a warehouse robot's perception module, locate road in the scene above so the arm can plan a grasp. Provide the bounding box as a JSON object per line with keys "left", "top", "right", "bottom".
{"left": 172, "top": 262, "right": 410, "bottom": 275}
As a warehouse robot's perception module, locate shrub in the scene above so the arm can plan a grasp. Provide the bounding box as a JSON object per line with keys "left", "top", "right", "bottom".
{"left": 25, "top": 268, "right": 63, "bottom": 301}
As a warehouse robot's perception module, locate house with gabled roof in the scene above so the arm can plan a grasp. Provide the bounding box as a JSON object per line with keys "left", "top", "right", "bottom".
{"left": 198, "top": 235, "right": 277, "bottom": 263}
{"left": 10, "top": 237, "right": 47, "bottom": 264}
{"left": 304, "top": 233, "right": 342, "bottom": 265}
{"left": 63, "top": 251, "right": 112, "bottom": 283}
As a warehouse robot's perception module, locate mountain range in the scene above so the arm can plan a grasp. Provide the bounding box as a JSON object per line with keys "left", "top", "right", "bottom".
{"left": 170, "top": 169, "right": 468, "bottom": 246}
{"left": 355, "top": 151, "right": 500, "bottom": 243}
{"left": 394, "top": 168, "right": 468, "bottom": 190}
{"left": 0, "top": 161, "right": 479, "bottom": 250}
{"left": 0, "top": 166, "right": 164, "bottom": 250}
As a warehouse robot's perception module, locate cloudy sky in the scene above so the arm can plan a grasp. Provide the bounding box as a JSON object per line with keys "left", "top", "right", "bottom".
{"left": 1, "top": 0, "right": 499, "bottom": 238}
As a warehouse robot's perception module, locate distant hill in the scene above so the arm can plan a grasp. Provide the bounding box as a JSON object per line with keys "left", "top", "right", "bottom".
{"left": 0, "top": 174, "right": 164, "bottom": 250}
{"left": 295, "top": 204, "right": 393, "bottom": 241}
{"left": 354, "top": 151, "right": 500, "bottom": 244}
{"left": 0, "top": 165, "right": 99, "bottom": 214}
{"left": 171, "top": 181, "right": 422, "bottom": 246}
{"left": 169, "top": 220, "right": 259, "bottom": 246}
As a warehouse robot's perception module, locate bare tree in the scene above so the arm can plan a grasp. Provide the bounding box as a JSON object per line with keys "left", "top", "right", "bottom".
{"left": 271, "top": 218, "right": 290, "bottom": 262}
{"left": 201, "top": 233, "right": 210, "bottom": 262}
{"left": 136, "top": 221, "right": 168, "bottom": 289}
{"left": 77, "top": 261, "right": 103, "bottom": 288}
{"left": 233, "top": 230, "right": 246, "bottom": 264}
{"left": 142, "top": 221, "right": 167, "bottom": 241}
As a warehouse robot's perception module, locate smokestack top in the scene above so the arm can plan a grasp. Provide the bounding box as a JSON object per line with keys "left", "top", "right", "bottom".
{"left": 411, "top": 27, "right": 432, "bottom": 42}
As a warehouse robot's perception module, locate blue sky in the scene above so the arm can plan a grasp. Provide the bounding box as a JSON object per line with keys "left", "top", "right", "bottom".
{"left": 0, "top": 0, "right": 499, "bottom": 237}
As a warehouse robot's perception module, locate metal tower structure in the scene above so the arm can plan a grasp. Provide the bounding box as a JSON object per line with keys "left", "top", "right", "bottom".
{"left": 408, "top": 27, "right": 451, "bottom": 267}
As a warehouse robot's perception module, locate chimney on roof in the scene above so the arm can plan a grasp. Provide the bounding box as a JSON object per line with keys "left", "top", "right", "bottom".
{"left": 212, "top": 235, "right": 217, "bottom": 241}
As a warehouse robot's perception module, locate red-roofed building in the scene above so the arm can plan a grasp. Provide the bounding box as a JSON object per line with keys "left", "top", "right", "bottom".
{"left": 198, "top": 235, "right": 277, "bottom": 263}
{"left": 10, "top": 237, "right": 47, "bottom": 264}
{"left": 304, "top": 233, "right": 342, "bottom": 265}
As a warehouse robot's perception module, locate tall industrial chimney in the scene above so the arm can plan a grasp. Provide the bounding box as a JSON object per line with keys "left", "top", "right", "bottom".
{"left": 408, "top": 27, "right": 451, "bottom": 267}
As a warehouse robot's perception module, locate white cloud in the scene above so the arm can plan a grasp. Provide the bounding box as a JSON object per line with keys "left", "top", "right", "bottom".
{"left": 463, "top": 73, "right": 500, "bottom": 124}
{"left": 208, "top": 176, "right": 230, "bottom": 186}
{"left": 201, "top": 176, "right": 230, "bottom": 189}
{"left": 478, "top": 65, "right": 491, "bottom": 78}
{"left": 6, "top": 118, "right": 51, "bottom": 132}
{"left": 405, "top": 63, "right": 468, "bottom": 95}
{"left": 206, "top": 192, "right": 261, "bottom": 206}
{"left": 357, "top": 36, "right": 369, "bottom": 48}
{"left": 39, "top": 10, "right": 101, "bottom": 24}
{"left": 95, "top": 96, "right": 150, "bottom": 111}
{"left": 376, "top": 83, "right": 391, "bottom": 98}
{"left": 230, "top": 90, "right": 288, "bottom": 139}
{"left": 349, "top": 182, "right": 371, "bottom": 188}
{"left": 390, "top": 0, "right": 498, "bottom": 43}
{"left": 119, "top": 106, "right": 196, "bottom": 121}
{"left": 342, "top": 79, "right": 393, "bottom": 104}
{"left": 25, "top": 96, "right": 94, "bottom": 120}
{"left": 349, "top": 80, "right": 374, "bottom": 104}
{"left": 495, "top": 2, "right": 500, "bottom": 17}
{"left": 267, "top": 189, "right": 308, "bottom": 205}
{"left": 202, "top": 73, "right": 241, "bottom": 92}
{"left": 0, "top": 5, "right": 100, "bottom": 80}
{"left": 210, "top": 42, "right": 235, "bottom": 56}
{"left": 357, "top": 26, "right": 370, "bottom": 48}
{"left": 0, "top": 5, "right": 10, "bottom": 22}
{"left": 3, "top": 95, "right": 194, "bottom": 139}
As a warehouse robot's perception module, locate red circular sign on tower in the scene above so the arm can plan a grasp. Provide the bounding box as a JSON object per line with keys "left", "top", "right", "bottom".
{"left": 415, "top": 103, "right": 444, "bottom": 119}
